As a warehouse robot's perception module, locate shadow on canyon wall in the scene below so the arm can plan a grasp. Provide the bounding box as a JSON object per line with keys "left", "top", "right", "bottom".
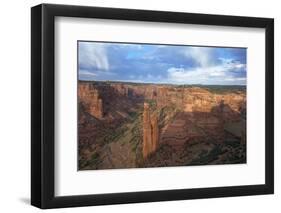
{"left": 78, "top": 81, "right": 246, "bottom": 170}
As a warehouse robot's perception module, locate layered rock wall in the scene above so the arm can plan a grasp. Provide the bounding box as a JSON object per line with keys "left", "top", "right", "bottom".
{"left": 79, "top": 82, "right": 246, "bottom": 127}
{"left": 79, "top": 84, "right": 103, "bottom": 119}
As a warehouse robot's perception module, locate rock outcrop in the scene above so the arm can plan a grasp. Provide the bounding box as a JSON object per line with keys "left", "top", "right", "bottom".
{"left": 143, "top": 103, "right": 159, "bottom": 159}
{"left": 151, "top": 113, "right": 159, "bottom": 151}
{"left": 111, "top": 84, "right": 129, "bottom": 97}
{"left": 78, "top": 81, "right": 247, "bottom": 170}
{"left": 79, "top": 82, "right": 246, "bottom": 127}
{"left": 79, "top": 84, "right": 103, "bottom": 119}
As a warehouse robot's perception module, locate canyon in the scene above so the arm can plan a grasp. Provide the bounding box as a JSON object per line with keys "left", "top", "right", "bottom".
{"left": 78, "top": 81, "right": 246, "bottom": 170}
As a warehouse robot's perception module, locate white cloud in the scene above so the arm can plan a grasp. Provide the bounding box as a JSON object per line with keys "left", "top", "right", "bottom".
{"left": 219, "top": 58, "right": 246, "bottom": 70}
{"left": 180, "top": 48, "right": 246, "bottom": 83}
{"left": 113, "top": 43, "right": 143, "bottom": 50}
{"left": 79, "top": 69, "right": 97, "bottom": 80}
{"left": 79, "top": 42, "right": 109, "bottom": 71}
{"left": 167, "top": 58, "right": 246, "bottom": 85}
{"left": 183, "top": 47, "right": 212, "bottom": 67}
{"left": 79, "top": 68, "right": 116, "bottom": 81}
{"left": 167, "top": 66, "right": 219, "bottom": 84}
{"left": 225, "top": 77, "right": 246, "bottom": 82}
{"left": 79, "top": 70, "right": 97, "bottom": 77}
{"left": 234, "top": 64, "right": 246, "bottom": 69}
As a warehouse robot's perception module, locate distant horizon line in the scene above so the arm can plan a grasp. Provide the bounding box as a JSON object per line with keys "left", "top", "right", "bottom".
{"left": 78, "top": 79, "right": 246, "bottom": 87}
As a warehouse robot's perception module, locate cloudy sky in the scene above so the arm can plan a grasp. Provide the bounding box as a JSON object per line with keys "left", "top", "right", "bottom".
{"left": 78, "top": 41, "right": 246, "bottom": 85}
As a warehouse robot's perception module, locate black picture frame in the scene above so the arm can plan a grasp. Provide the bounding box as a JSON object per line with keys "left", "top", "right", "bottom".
{"left": 31, "top": 3, "right": 274, "bottom": 209}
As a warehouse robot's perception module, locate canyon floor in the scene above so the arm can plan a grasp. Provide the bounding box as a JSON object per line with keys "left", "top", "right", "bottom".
{"left": 78, "top": 81, "right": 246, "bottom": 170}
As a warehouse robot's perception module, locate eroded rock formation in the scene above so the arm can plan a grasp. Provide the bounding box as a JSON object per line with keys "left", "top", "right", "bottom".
{"left": 143, "top": 103, "right": 159, "bottom": 159}
{"left": 78, "top": 81, "right": 247, "bottom": 170}
{"left": 79, "top": 84, "right": 103, "bottom": 119}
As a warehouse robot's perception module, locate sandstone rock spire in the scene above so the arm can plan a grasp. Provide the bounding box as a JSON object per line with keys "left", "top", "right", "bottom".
{"left": 142, "top": 102, "right": 159, "bottom": 159}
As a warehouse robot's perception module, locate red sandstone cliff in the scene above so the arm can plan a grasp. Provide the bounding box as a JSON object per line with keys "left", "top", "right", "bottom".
{"left": 79, "top": 82, "right": 246, "bottom": 124}
{"left": 78, "top": 84, "right": 103, "bottom": 119}
{"left": 143, "top": 103, "right": 159, "bottom": 159}
{"left": 78, "top": 81, "right": 246, "bottom": 169}
{"left": 79, "top": 82, "right": 246, "bottom": 135}
{"left": 151, "top": 113, "right": 159, "bottom": 152}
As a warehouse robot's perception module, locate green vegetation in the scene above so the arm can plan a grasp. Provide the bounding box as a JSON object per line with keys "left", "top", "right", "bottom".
{"left": 189, "top": 140, "right": 246, "bottom": 166}
{"left": 225, "top": 140, "right": 241, "bottom": 148}
{"left": 224, "top": 121, "right": 246, "bottom": 138}
{"left": 128, "top": 111, "right": 139, "bottom": 120}
{"left": 190, "top": 144, "right": 226, "bottom": 165}
{"left": 158, "top": 106, "right": 179, "bottom": 129}
{"left": 176, "top": 84, "right": 246, "bottom": 94}
{"left": 131, "top": 141, "right": 139, "bottom": 152}
{"left": 103, "top": 126, "right": 128, "bottom": 144}
{"left": 90, "top": 152, "right": 99, "bottom": 164}
{"left": 145, "top": 99, "right": 157, "bottom": 110}
{"left": 129, "top": 114, "right": 142, "bottom": 152}
{"left": 204, "top": 85, "right": 246, "bottom": 94}
{"left": 79, "top": 152, "right": 100, "bottom": 169}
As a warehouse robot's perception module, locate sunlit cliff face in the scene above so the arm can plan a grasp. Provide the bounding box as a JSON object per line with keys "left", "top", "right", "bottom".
{"left": 78, "top": 84, "right": 103, "bottom": 119}
{"left": 78, "top": 81, "right": 246, "bottom": 170}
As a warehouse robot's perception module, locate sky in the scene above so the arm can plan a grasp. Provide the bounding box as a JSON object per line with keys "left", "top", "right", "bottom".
{"left": 78, "top": 41, "right": 246, "bottom": 85}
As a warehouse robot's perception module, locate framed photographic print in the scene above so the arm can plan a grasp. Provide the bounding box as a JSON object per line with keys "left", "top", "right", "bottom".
{"left": 31, "top": 3, "right": 274, "bottom": 209}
